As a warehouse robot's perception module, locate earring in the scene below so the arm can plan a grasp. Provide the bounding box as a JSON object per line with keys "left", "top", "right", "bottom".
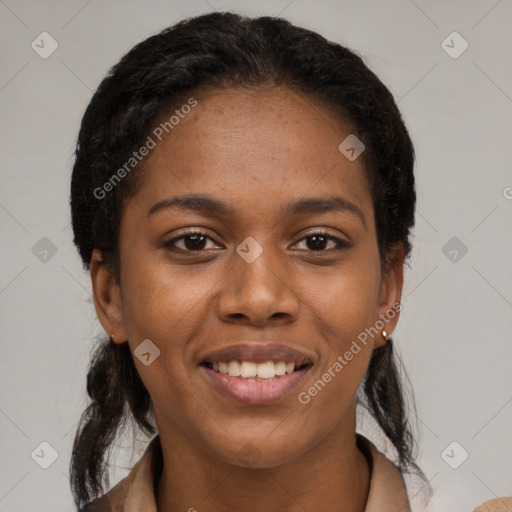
{"left": 382, "top": 330, "right": 391, "bottom": 343}
{"left": 109, "top": 333, "right": 116, "bottom": 345}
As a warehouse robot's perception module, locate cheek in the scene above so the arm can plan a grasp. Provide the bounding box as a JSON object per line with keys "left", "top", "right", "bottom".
{"left": 119, "top": 262, "right": 201, "bottom": 416}
{"left": 297, "top": 281, "right": 376, "bottom": 432}
{"left": 119, "top": 254, "right": 212, "bottom": 342}
{"left": 308, "top": 257, "right": 381, "bottom": 339}
{"left": 300, "top": 254, "right": 380, "bottom": 396}
{"left": 118, "top": 257, "right": 218, "bottom": 397}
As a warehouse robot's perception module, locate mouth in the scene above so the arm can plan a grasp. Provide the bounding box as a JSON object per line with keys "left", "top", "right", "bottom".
{"left": 200, "top": 360, "right": 313, "bottom": 380}
{"left": 199, "top": 343, "right": 314, "bottom": 404}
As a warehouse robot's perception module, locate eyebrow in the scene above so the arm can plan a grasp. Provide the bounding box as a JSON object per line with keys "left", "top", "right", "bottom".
{"left": 147, "top": 194, "right": 366, "bottom": 229}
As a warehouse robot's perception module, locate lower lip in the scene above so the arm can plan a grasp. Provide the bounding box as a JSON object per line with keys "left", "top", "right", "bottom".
{"left": 200, "top": 365, "right": 312, "bottom": 404}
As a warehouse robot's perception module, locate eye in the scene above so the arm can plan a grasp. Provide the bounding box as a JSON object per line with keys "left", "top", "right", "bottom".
{"left": 163, "top": 228, "right": 351, "bottom": 254}
{"left": 292, "top": 230, "right": 351, "bottom": 252}
{"left": 164, "top": 229, "right": 222, "bottom": 252}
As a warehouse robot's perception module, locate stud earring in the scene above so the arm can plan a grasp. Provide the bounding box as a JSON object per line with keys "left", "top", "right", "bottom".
{"left": 382, "top": 330, "right": 391, "bottom": 343}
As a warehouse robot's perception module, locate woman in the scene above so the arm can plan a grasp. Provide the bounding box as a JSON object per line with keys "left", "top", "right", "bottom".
{"left": 68, "top": 11, "right": 506, "bottom": 512}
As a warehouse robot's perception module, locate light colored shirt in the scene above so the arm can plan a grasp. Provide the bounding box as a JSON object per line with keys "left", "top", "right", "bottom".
{"left": 81, "top": 434, "right": 511, "bottom": 511}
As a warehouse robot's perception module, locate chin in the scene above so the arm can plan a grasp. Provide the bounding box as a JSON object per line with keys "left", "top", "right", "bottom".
{"left": 206, "top": 432, "right": 313, "bottom": 469}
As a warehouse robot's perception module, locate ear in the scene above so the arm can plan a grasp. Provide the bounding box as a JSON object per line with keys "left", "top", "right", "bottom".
{"left": 374, "top": 243, "right": 405, "bottom": 349}
{"left": 90, "top": 249, "right": 128, "bottom": 344}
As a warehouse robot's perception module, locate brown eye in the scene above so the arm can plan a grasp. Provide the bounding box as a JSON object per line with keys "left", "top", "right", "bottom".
{"left": 163, "top": 229, "right": 351, "bottom": 255}
{"left": 293, "top": 231, "right": 351, "bottom": 252}
{"left": 164, "top": 230, "right": 221, "bottom": 252}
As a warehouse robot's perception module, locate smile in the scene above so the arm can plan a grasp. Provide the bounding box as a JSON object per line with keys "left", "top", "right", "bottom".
{"left": 199, "top": 343, "right": 314, "bottom": 404}
{"left": 204, "top": 360, "right": 308, "bottom": 380}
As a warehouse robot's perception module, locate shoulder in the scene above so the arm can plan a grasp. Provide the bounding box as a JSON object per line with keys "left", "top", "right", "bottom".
{"left": 78, "top": 435, "right": 162, "bottom": 512}
{"left": 77, "top": 478, "right": 131, "bottom": 512}
{"left": 356, "top": 433, "right": 411, "bottom": 512}
{"left": 79, "top": 495, "right": 114, "bottom": 512}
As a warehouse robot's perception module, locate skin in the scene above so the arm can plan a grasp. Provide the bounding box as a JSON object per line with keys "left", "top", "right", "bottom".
{"left": 90, "top": 86, "right": 405, "bottom": 512}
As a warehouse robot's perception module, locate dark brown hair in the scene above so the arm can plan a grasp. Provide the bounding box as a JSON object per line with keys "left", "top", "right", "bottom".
{"left": 69, "top": 11, "right": 428, "bottom": 510}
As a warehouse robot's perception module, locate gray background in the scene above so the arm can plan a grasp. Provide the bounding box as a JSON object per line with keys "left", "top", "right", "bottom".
{"left": 1, "top": 0, "right": 511, "bottom": 510}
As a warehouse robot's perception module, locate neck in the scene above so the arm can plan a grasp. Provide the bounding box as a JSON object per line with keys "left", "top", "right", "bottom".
{"left": 155, "top": 405, "right": 370, "bottom": 512}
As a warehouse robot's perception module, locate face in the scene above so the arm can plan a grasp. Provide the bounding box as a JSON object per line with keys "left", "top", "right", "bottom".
{"left": 91, "top": 86, "right": 404, "bottom": 468}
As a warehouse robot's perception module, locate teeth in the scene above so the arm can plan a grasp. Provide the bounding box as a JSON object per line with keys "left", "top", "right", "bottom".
{"left": 213, "top": 360, "right": 298, "bottom": 379}
{"left": 275, "top": 361, "right": 286, "bottom": 375}
{"left": 257, "top": 361, "right": 275, "bottom": 379}
{"left": 229, "top": 360, "right": 241, "bottom": 377}
{"left": 240, "top": 361, "right": 257, "bottom": 378}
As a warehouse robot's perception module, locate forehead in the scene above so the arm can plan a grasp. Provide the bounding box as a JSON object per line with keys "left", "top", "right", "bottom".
{"left": 126, "top": 87, "right": 373, "bottom": 227}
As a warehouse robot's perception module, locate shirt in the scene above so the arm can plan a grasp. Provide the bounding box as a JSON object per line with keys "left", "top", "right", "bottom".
{"left": 80, "top": 434, "right": 511, "bottom": 512}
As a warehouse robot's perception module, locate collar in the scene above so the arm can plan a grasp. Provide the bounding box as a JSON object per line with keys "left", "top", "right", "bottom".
{"left": 83, "top": 433, "right": 411, "bottom": 511}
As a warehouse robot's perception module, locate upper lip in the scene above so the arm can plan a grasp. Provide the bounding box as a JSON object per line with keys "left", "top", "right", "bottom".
{"left": 200, "top": 343, "right": 314, "bottom": 366}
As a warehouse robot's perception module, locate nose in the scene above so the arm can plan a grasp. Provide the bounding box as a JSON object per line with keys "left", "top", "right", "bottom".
{"left": 216, "top": 244, "right": 300, "bottom": 327}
